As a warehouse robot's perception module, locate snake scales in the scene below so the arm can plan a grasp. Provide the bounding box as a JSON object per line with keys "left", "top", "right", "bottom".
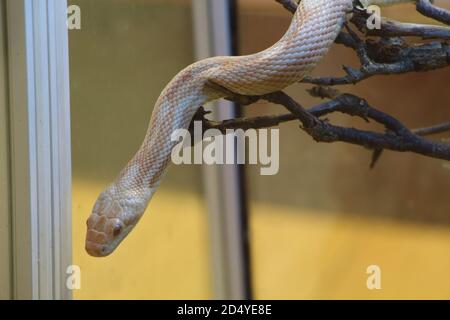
{"left": 86, "top": 0, "right": 415, "bottom": 257}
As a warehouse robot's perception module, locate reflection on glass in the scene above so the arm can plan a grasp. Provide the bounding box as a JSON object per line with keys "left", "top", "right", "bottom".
{"left": 238, "top": 0, "right": 450, "bottom": 299}
{"left": 70, "top": 0, "right": 211, "bottom": 299}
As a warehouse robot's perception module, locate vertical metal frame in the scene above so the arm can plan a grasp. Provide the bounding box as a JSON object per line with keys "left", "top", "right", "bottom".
{"left": 192, "top": 0, "right": 250, "bottom": 300}
{"left": 5, "top": 0, "right": 72, "bottom": 299}
{"left": 0, "top": 0, "right": 12, "bottom": 300}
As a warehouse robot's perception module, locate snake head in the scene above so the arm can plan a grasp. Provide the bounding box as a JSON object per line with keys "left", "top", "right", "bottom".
{"left": 85, "top": 188, "right": 147, "bottom": 257}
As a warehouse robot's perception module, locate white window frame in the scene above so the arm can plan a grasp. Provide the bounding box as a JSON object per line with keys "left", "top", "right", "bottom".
{"left": 5, "top": 0, "right": 72, "bottom": 300}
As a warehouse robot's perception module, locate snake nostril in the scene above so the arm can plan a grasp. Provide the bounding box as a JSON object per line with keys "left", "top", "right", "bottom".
{"left": 86, "top": 242, "right": 107, "bottom": 257}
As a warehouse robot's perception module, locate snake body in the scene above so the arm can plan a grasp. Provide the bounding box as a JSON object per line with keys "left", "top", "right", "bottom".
{"left": 86, "top": 0, "right": 415, "bottom": 257}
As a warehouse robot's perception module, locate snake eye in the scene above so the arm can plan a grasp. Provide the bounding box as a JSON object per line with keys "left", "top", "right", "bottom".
{"left": 113, "top": 225, "right": 122, "bottom": 237}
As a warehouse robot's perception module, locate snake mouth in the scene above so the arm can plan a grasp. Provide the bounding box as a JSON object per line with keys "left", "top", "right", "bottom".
{"left": 85, "top": 240, "right": 113, "bottom": 257}
{"left": 85, "top": 223, "right": 135, "bottom": 257}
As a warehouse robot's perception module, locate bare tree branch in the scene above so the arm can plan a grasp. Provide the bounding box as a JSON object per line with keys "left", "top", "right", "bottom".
{"left": 417, "top": 0, "right": 450, "bottom": 25}
{"left": 194, "top": 82, "right": 450, "bottom": 162}
{"left": 351, "top": 8, "right": 450, "bottom": 40}
{"left": 189, "top": 0, "right": 450, "bottom": 166}
{"left": 302, "top": 40, "right": 449, "bottom": 86}
{"left": 280, "top": 1, "right": 450, "bottom": 86}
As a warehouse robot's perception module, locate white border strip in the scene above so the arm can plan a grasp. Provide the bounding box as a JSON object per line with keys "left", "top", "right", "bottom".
{"left": 6, "top": 0, "right": 71, "bottom": 300}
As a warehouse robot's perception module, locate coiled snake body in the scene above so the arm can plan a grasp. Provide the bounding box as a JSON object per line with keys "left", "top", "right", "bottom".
{"left": 86, "top": 0, "right": 414, "bottom": 257}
